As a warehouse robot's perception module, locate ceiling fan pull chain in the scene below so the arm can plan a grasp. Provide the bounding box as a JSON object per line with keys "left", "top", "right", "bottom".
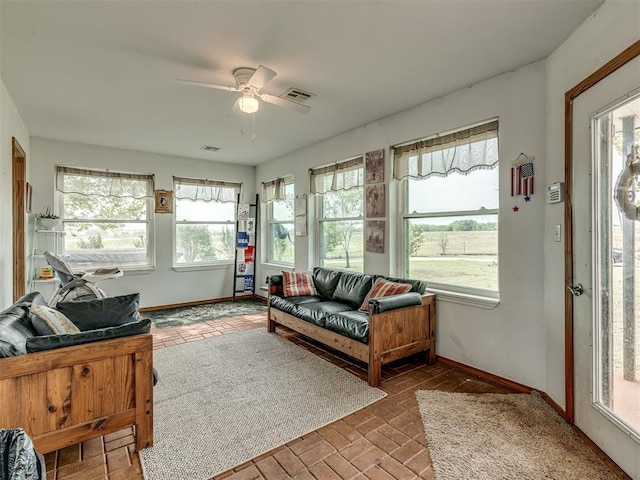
{"left": 251, "top": 113, "right": 256, "bottom": 142}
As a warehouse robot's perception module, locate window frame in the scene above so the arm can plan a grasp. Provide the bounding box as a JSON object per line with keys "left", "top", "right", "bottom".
{"left": 400, "top": 204, "right": 499, "bottom": 299}
{"left": 56, "top": 166, "right": 155, "bottom": 272}
{"left": 266, "top": 180, "right": 295, "bottom": 266}
{"left": 397, "top": 123, "right": 500, "bottom": 299}
{"left": 315, "top": 162, "right": 365, "bottom": 272}
{"left": 172, "top": 178, "right": 238, "bottom": 268}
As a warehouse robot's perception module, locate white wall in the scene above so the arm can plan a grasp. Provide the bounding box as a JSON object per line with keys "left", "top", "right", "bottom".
{"left": 29, "top": 137, "right": 255, "bottom": 308}
{"left": 5, "top": 0, "right": 636, "bottom": 418}
{"left": 257, "top": 61, "right": 549, "bottom": 391}
{"left": 0, "top": 79, "right": 30, "bottom": 308}
{"left": 544, "top": 0, "right": 640, "bottom": 409}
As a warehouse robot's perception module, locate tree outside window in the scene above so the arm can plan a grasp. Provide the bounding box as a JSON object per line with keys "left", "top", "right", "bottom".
{"left": 318, "top": 168, "right": 364, "bottom": 271}
{"left": 268, "top": 182, "right": 295, "bottom": 264}
{"left": 403, "top": 154, "right": 499, "bottom": 295}
{"left": 174, "top": 178, "right": 239, "bottom": 265}
{"left": 57, "top": 167, "right": 154, "bottom": 271}
{"left": 396, "top": 121, "right": 499, "bottom": 295}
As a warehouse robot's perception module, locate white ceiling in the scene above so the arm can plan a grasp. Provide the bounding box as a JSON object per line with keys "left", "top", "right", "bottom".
{"left": 1, "top": 0, "right": 603, "bottom": 166}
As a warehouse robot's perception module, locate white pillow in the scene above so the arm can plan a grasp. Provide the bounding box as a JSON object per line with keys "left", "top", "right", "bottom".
{"left": 30, "top": 303, "right": 81, "bottom": 336}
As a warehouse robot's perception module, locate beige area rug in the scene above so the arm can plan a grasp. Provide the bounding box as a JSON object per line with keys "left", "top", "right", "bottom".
{"left": 139, "top": 329, "right": 386, "bottom": 480}
{"left": 416, "top": 390, "right": 617, "bottom": 480}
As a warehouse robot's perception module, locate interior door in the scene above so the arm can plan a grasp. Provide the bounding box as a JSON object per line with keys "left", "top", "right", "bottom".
{"left": 572, "top": 55, "right": 640, "bottom": 478}
{"left": 12, "top": 138, "right": 26, "bottom": 301}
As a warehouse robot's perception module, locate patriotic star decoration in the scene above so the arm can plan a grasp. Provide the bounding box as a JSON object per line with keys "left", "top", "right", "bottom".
{"left": 513, "top": 205, "right": 519, "bottom": 212}
{"left": 524, "top": 196, "right": 531, "bottom": 202}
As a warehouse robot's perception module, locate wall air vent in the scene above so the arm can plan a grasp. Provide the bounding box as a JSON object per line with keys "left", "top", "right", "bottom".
{"left": 201, "top": 145, "right": 221, "bottom": 152}
{"left": 280, "top": 88, "right": 315, "bottom": 103}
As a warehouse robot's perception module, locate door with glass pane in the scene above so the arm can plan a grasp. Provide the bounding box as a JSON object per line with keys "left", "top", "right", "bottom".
{"left": 571, "top": 55, "right": 640, "bottom": 478}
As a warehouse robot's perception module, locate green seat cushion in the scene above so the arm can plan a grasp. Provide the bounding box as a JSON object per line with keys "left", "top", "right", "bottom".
{"left": 325, "top": 311, "right": 370, "bottom": 344}
{"left": 294, "top": 301, "right": 352, "bottom": 328}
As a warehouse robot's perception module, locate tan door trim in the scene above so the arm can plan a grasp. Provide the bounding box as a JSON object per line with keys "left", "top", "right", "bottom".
{"left": 564, "top": 39, "right": 640, "bottom": 424}
{"left": 12, "top": 137, "right": 27, "bottom": 301}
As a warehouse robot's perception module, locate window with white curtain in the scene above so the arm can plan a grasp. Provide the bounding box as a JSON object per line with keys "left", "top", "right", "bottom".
{"left": 56, "top": 166, "right": 155, "bottom": 270}
{"left": 394, "top": 120, "right": 499, "bottom": 296}
{"left": 173, "top": 177, "right": 241, "bottom": 266}
{"left": 262, "top": 177, "right": 294, "bottom": 265}
{"left": 311, "top": 157, "right": 364, "bottom": 272}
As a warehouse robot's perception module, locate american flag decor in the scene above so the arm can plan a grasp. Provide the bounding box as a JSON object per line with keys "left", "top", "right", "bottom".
{"left": 511, "top": 162, "right": 534, "bottom": 197}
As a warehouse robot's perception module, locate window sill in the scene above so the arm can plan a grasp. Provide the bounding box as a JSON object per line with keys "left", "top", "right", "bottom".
{"left": 262, "top": 262, "right": 294, "bottom": 271}
{"left": 172, "top": 263, "right": 233, "bottom": 273}
{"left": 426, "top": 287, "right": 500, "bottom": 310}
{"left": 122, "top": 267, "right": 156, "bottom": 276}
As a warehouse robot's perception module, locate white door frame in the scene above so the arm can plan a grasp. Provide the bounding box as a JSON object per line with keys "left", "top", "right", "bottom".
{"left": 564, "top": 39, "right": 640, "bottom": 424}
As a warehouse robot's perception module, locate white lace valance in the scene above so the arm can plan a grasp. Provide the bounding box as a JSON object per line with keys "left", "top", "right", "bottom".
{"left": 56, "top": 166, "right": 154, "bottom": 198}
{"left": 310, "top": 157, "right": 363, "bottom": 194}
{"left": 392, "top": 120, "right": 499, "bottom": 181}
{"left": 173, "top": 176, "right": 241, "bottom": 202}
{"left": 262, "top": 175, "right": 293, "bottom": 203}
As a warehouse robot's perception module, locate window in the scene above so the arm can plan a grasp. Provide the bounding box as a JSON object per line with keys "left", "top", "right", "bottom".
{"left": 263, "top": 178, "right": 294, "bottom": 264}
{"left": 56, "top": 166, "right": 154, "bottom": 270}
{"left": 394, "top": 120, "right": 499, "bottom": 296}
{"left": 173, "top": 177, "right": 241, "bottom": 266}
{"left": 311, "top": 158, "right": 364, "bottom": 272}
{"left": 593, "top": 95, "right": 640, "bottom": 437}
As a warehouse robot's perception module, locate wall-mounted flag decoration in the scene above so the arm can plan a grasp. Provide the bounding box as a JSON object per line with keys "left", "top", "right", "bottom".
{"left": 511, "top": 154, "right": 535, "bottom": 212}
{"left": 520, "top": 162, "right": 534, "bottom": 197}
{"left": 511, "top": 155, "right": 535, "bottom": 198}
{"left": 236, "top": 231, "right": 250, "bottom": 248}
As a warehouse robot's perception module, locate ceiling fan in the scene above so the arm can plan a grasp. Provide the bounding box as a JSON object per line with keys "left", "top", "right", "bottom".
{"left": 177, "top": 65, "right": 310, "bottom": 115}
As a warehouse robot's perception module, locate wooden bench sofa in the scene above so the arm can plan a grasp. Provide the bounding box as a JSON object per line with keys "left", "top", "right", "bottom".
{"left": 0, "top": 293, "right": 153, "bottom": 454}
{"left": 267, "top": 268, "right": 436, "bottom": 387}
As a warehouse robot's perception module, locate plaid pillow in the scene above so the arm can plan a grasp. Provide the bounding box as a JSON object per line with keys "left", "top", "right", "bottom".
{"left": 283, "top": 271, "right": 318, "bottom": 297}
{"left": 359, "top": 278, "right": 413, "bottom": 312}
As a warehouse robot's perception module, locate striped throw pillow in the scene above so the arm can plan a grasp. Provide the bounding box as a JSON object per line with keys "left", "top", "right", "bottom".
{"left": 359, "top": 278, "right": 413, "bottom": 312}
{"left": 30, "top": 303, "right": 81, "bottom": 336}
{"left": 283, "top": 271, "right": 318, "bottom": 297}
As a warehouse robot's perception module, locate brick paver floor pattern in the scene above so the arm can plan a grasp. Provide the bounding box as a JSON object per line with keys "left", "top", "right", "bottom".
{"left": 42, "top": 312, "right": 626, "bottom": 480}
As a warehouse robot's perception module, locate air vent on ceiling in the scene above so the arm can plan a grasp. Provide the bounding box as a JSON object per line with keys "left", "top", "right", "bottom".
{"left": 201, "top": 145, "right": 221, "bottom": 152}
{"left": 280, "top": 88, "right": 315, "bottom": 103}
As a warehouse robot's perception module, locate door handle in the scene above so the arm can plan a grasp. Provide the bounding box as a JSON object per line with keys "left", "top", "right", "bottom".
{"left": 567, "top": 283, "right": 584, "bottom": 296}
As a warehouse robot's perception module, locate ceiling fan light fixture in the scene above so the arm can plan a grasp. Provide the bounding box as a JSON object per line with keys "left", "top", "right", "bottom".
{"left": 239, "top": 94, "right": 259, "bottom": 114}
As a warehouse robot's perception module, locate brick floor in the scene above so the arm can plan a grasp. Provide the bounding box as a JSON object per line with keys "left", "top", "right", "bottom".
{"left": 42, "top": 311, "right": 626, "bottom": 480}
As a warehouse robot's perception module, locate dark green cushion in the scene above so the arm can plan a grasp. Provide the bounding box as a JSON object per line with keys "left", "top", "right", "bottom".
{"left": 325, "top": 311, "right": 369, "bottom": 344}
{"left": 312, "top": 267, "right": 342, "bottom": 299}
{"left": 0, "top": 292, "right": 48, "bottom": 357}
{"left": 332, "top": 272, "right": 374, "bottom": 310}
{"left": 56, "top": 293, "right": 140, "bottom": 332}
{"left": 369, "top": 292, "right": 422, "bottom": 313}
{"left": 0, "top": 305, "right": 36, "bottom": 357}
{"left": 295, "top": 301, "right": 352, "bottom": 328}
{"left": 269, "top": 295, "right": 322, "bottom": 314}
{"left": 25, "top": 319, "right": 151, "bottom": 353}
{"left": 14, "top": 292, "right": 48, "bottom": 308}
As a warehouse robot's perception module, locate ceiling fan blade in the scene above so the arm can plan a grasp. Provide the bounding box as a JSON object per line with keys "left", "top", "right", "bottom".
{"left": 259, "top": 93, "right": 311, "bottom": 114}
{"left": 248, "top": 65, "right": 277, "bottom": 89}
{"left": 176, "top": 79, "right": 239, "bottom": 92}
